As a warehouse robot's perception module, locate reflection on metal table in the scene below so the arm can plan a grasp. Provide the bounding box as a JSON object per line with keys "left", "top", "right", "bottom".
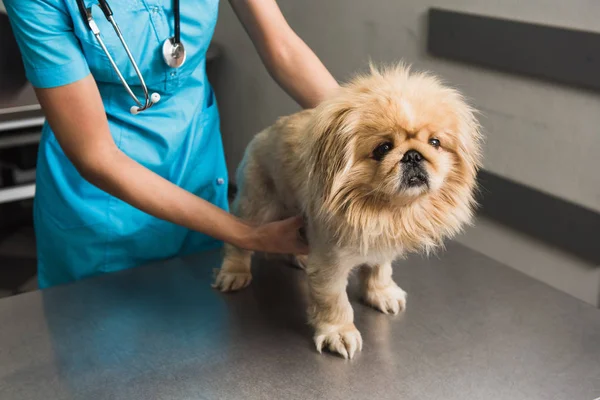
{"left": 0, "top": 242, "right": 599, "bottom": 400}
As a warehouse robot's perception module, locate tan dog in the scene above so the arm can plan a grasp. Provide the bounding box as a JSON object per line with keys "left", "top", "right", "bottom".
{"left": 213, "top": 63, "right": 483, "bottom": 359}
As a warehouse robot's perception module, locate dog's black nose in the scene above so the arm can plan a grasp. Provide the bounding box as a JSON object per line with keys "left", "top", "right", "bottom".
{"left": 401, "top": 150, "right": 423, "bottom": 164}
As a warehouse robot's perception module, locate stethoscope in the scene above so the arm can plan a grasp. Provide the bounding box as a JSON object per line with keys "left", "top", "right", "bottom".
{"left": 75, "top": 0, "right": 186, "bottom": 114}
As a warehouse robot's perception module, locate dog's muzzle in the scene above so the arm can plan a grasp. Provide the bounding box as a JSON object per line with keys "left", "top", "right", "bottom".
{"left": 400, "top": 150, "right": 428, "bottom": 188}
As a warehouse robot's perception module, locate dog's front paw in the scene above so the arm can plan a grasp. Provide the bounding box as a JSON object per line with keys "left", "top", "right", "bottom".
{"left": 211, "top": 269, "right": 252, "bottom": 292}
{"left": 362, "top": 283, "right": 407, "bottom": 315}
{"left": 314, "top": 323, "right": 363, "bottom": 359}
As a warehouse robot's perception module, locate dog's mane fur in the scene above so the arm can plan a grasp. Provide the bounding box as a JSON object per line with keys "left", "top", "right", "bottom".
{"left": 300, "top": 64, "right": 484, "bottom": 255}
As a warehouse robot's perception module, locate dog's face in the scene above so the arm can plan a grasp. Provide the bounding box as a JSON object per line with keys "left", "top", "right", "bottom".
{"left": 307, "top": 64, "right": 482, "bottom": 247}
{"left": 351, "top": 98, "right": 460, "bottom": 201}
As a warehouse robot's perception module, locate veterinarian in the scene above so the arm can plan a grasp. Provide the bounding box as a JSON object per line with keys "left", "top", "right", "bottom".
{"left": 4, "top": 0, "right": 338, "bottom": 288}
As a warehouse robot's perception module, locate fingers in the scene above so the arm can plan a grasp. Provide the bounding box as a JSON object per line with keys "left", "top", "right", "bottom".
{"left": 242, "top": 215, "right": 309, "bottom": 254}
{"left": 294, "top": 237, "right": 309, "bottom": 255}
{"left": 265, "top": 215, "right": 309, "bottom": 254}
{"left": 286, "top": 215, "right": 309, "bottom": 254}
{"left": 289, "top": 215, "right": 305, "bottom": 228}
{"left": 288, "top": 217, "right": 309, "bottom": 255}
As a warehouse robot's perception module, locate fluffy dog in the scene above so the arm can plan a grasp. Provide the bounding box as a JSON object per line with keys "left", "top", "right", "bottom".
{"left": 213, "top": 63, "right": 483, "bottom": 359}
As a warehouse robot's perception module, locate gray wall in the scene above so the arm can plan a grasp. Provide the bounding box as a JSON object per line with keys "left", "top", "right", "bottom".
{"left": 212, "top": 0, "right": 600, "bottom": 213}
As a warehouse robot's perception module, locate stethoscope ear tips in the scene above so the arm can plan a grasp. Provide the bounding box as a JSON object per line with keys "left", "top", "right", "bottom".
{"left": 129, "top": 93, "right": 160, "bottom": 115}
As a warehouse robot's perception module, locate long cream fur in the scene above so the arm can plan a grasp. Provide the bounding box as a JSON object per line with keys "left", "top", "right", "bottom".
{"left": 213, "top": 63, "right": 483, "bottom": 359}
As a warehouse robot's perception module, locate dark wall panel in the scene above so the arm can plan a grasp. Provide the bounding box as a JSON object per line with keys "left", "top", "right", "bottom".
{"left": 476, "top": 170, "right": 600, "bottom": 265}
{"left": 427, "top": 8, "right": 600, "bottom": 91}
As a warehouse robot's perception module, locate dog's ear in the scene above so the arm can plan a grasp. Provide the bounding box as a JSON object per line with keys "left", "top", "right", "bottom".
{"left": 305, "top": 101, "right": 356, "bottom": 218}
{"left": 454, "top": 104, "right": 484, "bottom": 180}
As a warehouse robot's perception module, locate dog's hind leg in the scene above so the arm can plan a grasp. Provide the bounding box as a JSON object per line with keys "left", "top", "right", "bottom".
{"left": 212, "top": 158, "right": 281, "bottom": 292}
{"left": 212, "top": 240, "right": 254, "bottom": 292}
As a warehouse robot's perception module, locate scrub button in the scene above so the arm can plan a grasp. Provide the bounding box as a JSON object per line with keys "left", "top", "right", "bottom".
{"left": 216, "top": 178, "right": 225, "bottom": 185}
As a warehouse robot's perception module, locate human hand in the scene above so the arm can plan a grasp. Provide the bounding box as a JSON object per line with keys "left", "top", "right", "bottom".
{"left": 238, "top": 216, "right": 309, "bottom": 255}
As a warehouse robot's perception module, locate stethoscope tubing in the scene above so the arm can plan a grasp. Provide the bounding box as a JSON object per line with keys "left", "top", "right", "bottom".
{"left": 75, "top": 0, "right": 160, "bottom": 114}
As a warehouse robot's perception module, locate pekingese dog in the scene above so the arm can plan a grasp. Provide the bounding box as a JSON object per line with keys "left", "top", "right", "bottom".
{"left": 213, "top": 63, "right": 483, "bottom": 359}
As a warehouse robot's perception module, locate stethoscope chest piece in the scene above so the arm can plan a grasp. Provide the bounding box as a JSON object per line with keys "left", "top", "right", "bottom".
{"left": 162, "top": 37, "right": 186, "bottom": 68}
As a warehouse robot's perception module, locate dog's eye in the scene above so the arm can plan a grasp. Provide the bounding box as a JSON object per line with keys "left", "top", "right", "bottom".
{"left": 428, "top": 138, "right": 441, "bottom": 149}
{"left": 372, "top": 142, "right": 393, "bottom": 161}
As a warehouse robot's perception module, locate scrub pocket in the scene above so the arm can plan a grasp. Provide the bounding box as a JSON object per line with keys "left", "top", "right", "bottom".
{"left": 73, "top": 2, "right": 160, "bottom": 87}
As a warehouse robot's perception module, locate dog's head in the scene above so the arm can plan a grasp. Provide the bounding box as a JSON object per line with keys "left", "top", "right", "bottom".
{"left": 305, "top": 63, "right": 483, "bottom": 252}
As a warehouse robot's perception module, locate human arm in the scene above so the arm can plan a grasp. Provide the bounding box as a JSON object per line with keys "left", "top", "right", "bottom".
{"left": 34, "top": 76, "right": 307, "bottom": 254}
{"left": 3, "top": 0, "right": 307, "bottom": 254}
{"left": 229, "top": 0, "right": 339, "bottom": 109}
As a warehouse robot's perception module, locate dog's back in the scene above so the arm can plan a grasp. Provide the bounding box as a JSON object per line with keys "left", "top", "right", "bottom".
{"left": 233, "top": 109, "right": 314, "bottom": 222}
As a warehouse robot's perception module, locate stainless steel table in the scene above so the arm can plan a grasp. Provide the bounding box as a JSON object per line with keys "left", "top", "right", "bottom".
{"left": 1, "top": 242, "right": 599, "bottom": 400}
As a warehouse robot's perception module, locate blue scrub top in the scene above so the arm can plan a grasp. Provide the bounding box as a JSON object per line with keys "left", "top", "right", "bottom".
{"left": 4, "top": 0, "right": 229, "bottom": 288}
